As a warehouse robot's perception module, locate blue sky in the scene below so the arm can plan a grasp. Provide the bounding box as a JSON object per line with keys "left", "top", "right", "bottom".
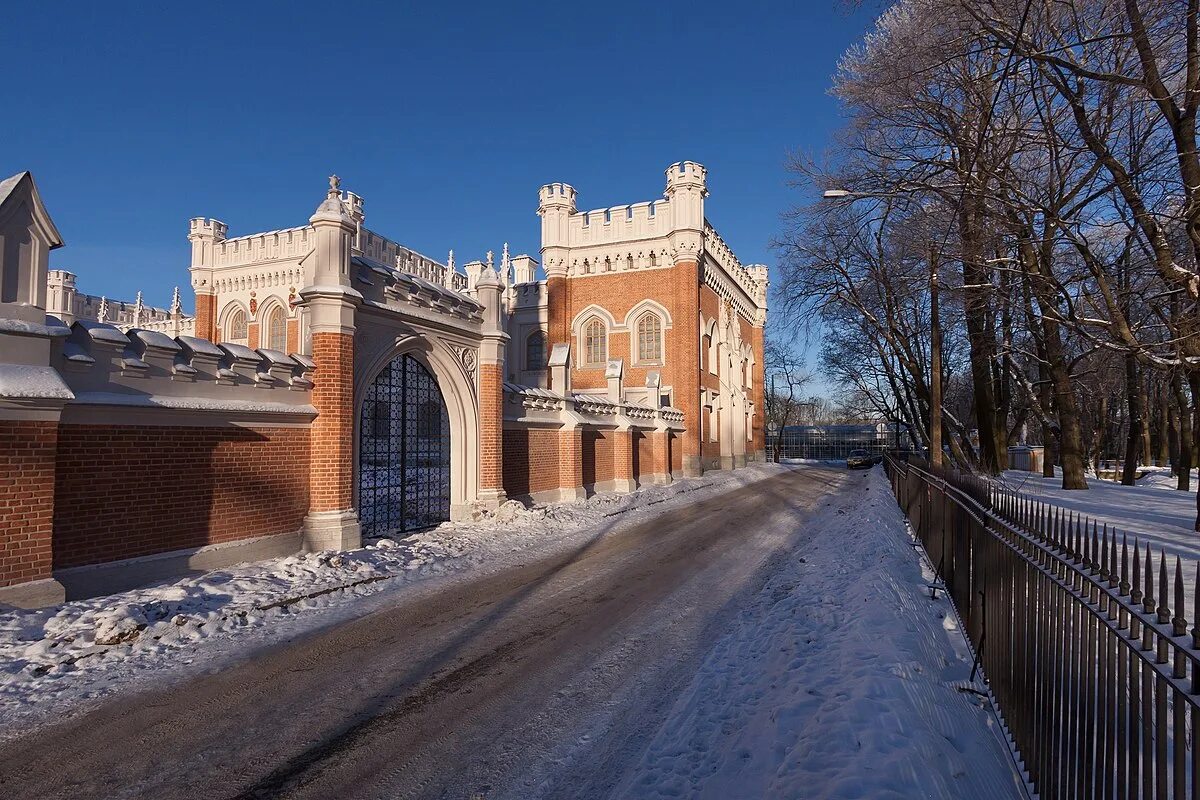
{"left": 4, "top": 1, "right": 875, "bottom": 335}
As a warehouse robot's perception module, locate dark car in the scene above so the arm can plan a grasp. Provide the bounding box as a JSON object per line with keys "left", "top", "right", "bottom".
{"left": 846, "top": 449, "right": 875, "bottom": 469}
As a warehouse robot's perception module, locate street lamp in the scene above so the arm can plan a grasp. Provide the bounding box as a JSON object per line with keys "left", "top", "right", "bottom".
{"left": 821, "top": 187, "right": 943, "bottom": 470}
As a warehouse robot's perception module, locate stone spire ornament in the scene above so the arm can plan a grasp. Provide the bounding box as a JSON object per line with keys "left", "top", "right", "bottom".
{"left": 445, "top": 249, "right": 456, "bottom": 289}
{"left": 133, "top": 291, "right": 144, "bottom": 327}
{"left": 486, "top": 250, "right": 494, "bottom": 270}
{"left": 170, "top": 286, "right": 182, "bottom": 318}
{"left": 97, "top": 296, "right": 108, "bottom": 324}
{"left": 327, "top": 174, "right": 341, "bottom": 197}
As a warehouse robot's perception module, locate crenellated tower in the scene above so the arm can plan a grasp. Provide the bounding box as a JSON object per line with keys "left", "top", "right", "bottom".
{"left": 188, "top": 217, "right": 227, "bottom": 341}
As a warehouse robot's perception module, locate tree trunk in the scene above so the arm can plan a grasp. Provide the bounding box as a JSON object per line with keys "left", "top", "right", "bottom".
{"left": 1140, "top": 383, "right": 1154, "bottom": 467}
{"left": 960, "top": 193, "right": 1003, "bottom": 474}
{"left": 1122, "top": 356, "right": 1143, "bottom": 486}
{"left": 1044, "top": 319, "right": 1088, "bottom": 489}
{"left": 1156, "top": 381, "right": 1171, "bottom": 466}
{"left": 1178, "top": 371, "right": 1195, "bottom": 490}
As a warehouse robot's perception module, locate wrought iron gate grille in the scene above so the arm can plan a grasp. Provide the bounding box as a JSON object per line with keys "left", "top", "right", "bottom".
{"left": 358, "top": 354, "right": 451, "bottom": 537}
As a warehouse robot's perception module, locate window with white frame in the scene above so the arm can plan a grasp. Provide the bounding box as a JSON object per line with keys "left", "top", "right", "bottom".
{"left": 582, "top": 317, "right": 607, "bottom": 366}
{"left": 266, "top": 307, "right": 286, "bottom": 351}
{"left": 635, "top": 312, "right": 663, "bottom": 364}
{"left": 227, "top": 308, "right": 248, "bottom": 344}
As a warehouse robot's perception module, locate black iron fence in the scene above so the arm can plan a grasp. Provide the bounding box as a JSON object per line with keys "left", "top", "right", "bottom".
{"left": 884, "top": 454, "right": 1200, "bottom": 799}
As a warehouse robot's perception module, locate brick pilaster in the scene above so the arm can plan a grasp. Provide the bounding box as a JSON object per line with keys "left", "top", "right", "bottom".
{"left": 247, "top": 321, "right": 260, "bottom": 350}
{"left": 750, "top": 323, "right": 766, "bottom": 460}
{"left": 612, "top": 427, "right": 635, "bottom": 492}
{"left": 672, "top": 259, "right": 703, "bottom": 475}
{"left": 651, "top": 429, "right": 672, "bottom": 484}
{"left": 479, "top": 363, "right": 505, "bottom": 496}
{"left": 194, "top": 293, "right": 217, "bottom": 342}
{"left": 286, "top": 318, "right": 300, "bottom": 355}
{"left": 309, "top": 331, "right": 355, "bottom": 513}
{"left": 558, "top": 425, "right": 585, "bottom": 500}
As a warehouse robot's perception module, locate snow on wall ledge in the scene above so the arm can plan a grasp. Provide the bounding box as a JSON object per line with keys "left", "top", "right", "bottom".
{"left": 35, "top": 318, "right": 316, "bottom": 420}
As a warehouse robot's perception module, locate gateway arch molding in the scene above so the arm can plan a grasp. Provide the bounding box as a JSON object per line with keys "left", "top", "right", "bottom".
{"left": 354, "top": 333, "right": 481, "bottom": 527}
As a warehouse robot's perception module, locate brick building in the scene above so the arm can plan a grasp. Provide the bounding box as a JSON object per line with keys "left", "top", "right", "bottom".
{"left": 0, "top": 162, "right": 766, "bottom": 608}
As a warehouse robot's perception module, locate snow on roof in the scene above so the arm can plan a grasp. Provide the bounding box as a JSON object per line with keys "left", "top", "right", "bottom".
{"left": 0, "top": 365, "right": 74, "bottom": 401}
{"left": 69, "top": 391, "right": 315, "bottom": 415}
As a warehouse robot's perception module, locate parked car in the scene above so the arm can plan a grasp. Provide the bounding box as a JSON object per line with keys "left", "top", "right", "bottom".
{"left": 846, "top": 449, "right": 875, "bottom": 469}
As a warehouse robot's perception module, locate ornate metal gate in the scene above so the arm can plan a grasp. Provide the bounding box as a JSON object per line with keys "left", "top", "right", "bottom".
{"left": 357, "top": 354, "right": 451, "bottom": 537}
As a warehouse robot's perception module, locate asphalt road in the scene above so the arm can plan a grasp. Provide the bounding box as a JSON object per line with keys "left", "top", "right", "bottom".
{"left": 0, "top": 467, "right": 845, "bottom": 800}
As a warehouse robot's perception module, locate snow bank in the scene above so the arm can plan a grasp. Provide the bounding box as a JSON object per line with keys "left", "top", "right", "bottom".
{"left": 615, "top": 467, "right": 1026, "bottom": 799}
{"left": 0, "top": 463, "right": 787, "bottom": 735}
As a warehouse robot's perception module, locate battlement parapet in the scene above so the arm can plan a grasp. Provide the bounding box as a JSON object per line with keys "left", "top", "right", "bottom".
{"left": 188, "top": 218, "right": 228, "bottom": 241}
{"left": 210, "top": 225, "right": 313, "bottom": 269}
{"left": 703, "top": 221, "right": 766, "bottom": 310}
{"left": 538, "top": 183, "right": 577, "bottom": 213}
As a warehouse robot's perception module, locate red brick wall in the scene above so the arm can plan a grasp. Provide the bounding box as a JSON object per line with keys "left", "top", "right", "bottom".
{"left": 53, "top": 424, "right": 310, "bottom": 569}
{"left": 0, "top": 421, "right": 57, "bottom": 587}
{"left": 551, "top": 267, "right": 699, "bottom": 395}
{"left": 582, "top": 430, "right": 615, "bottom": 488}
{"left": 310, "top": 332, "right": 355, "bottom": 512}
{"left": 670, "top": 431, "right": 683, "bottom": 476}
{"left": 503, "top": 427, "right": 561, "bottom": 497}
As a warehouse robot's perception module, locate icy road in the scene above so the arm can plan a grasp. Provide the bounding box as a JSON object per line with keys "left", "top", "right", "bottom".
{"left": 0, "top": 467, "right": 1024, "bottom": 799}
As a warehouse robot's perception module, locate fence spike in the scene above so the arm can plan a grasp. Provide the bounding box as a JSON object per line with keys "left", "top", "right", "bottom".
{"left": 1144, "top": 542, "right": 1156, "bottom": 614}
{"left": 1132, "top": 538, "right": 1143, "bottom": 605}
{"left": 1192, "top": 561, "right": 1200, "bottom": 651}
{"left": 1080, "top": 513, "right": 1089, "bottom": 563}
{"left": 1100, "top": 522, "right": 1109, "bottom": 580}
{"left": 1158, "top": 551, "right": 1170, "bottom": 624}
{"left": 1090, "top": 517, "right": 1100, "bottom": 573}
{"left": 1174, "top": 557, "right": 1186, "bottom": 636}
{"left": 1109, "top": 527, "right": 1118, "bottom": 588}
{"left": 1120, "top": 533, "right": 1130, "bottom": 595}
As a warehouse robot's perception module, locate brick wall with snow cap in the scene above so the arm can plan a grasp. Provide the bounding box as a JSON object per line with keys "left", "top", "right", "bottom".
{"left": 39, "top": 320, "right": 318, "bottom": 592}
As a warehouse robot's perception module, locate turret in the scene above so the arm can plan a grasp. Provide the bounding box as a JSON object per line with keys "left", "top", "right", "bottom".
{"left": 308, "top": 175, "right": 356, "bottom": 288}
{"left": 664, "top": 160, "right": 706, "bottom": 231}
{"left": 538, "top": 182, "right": 577, "bottom": 277}
{"left": 46, "top": 269, "right": 78, "bottom": 324}
{"left": 187, "top": 218, "right": 227, "bottom": 268}
{"left": 664, "top": 161, "right": 706, "bottom": 263}
{"left": 342, "top": 191, "right": 365, "bottom": 253}
{"left": 512, "top": 254, "right": 538, "bottom": 284}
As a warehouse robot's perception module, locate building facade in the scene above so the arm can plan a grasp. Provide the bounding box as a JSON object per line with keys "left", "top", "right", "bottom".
{"left": 0, "top": 162, "right": 766, "bottom": 608}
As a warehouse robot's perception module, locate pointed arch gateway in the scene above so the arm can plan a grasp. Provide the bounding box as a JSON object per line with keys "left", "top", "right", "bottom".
{"left": 357, "top": 353, "right": 452, "bottom": 536}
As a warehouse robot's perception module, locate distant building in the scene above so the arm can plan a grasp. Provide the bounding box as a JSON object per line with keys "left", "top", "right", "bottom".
{"left": 46, "top": 269, "right": 193, "bottom": 337}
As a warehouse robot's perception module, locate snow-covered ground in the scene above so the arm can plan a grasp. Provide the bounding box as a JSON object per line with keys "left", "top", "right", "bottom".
{"left": 0, "top": 464, "right": 786, "bottom": 737}
{"left": 999, "top": 469, "right": 1199, "bottom": 564}
{"left": 615, "top": 467, "right": 1027, "bottom": 800}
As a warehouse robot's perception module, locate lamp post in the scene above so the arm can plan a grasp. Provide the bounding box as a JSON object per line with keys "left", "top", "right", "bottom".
{"left": 822, "top": 188, "right": 943, "bottom": 469}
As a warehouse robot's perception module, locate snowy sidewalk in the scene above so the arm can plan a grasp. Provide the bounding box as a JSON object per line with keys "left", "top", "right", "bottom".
{"left": 614, "top": 467, "right": 1027, "bottom": 800}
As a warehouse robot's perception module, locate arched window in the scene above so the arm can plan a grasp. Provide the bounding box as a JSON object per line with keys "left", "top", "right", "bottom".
{"left": 525, "top": 330, "right": 547, "bottom": 370}
{"left": 583, "top": 317, "right": 607, "bottom": 366}
{"left": 266, "top": 307, "right": 287, "bottom": 351}
{"left": 636, "top": 312, "right": 663, "bottom": 363}
{"left": 227, "top": 309, "right": 248, "bottom": 343}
